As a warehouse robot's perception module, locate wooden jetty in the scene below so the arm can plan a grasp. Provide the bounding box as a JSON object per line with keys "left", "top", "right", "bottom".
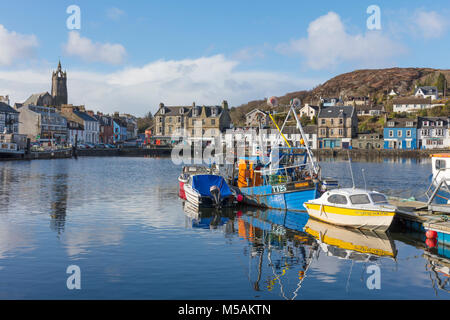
{"left": 389, "top": 197, "right": 450, "bottom": 246}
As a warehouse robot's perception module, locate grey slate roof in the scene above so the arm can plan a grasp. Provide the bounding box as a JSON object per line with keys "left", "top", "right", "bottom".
{"left": 417, "top": 117, "right": 450, "bottom": 128}
{"left": 22, "top": 92, "right": 51, "bottom": 106}
{"left": 415, "top": 86, "right": 438, "bottom": 96}
{"left": 384, "top": 118, "right": 418, "bottom": 128}
{"left": 73, "top": 110, "right": 97, "bottom": 122}
{"left": 0, "top": 102, "right": 19, "bottom": 113}
{"left": 318, "top": 106, "right": 354, "bottom": 118}
{"left": 393, "top": 97, "right": 432, "bottom": 105}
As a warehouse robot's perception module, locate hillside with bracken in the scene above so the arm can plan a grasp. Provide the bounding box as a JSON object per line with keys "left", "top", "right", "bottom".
{"left": 230, "top": 67, "right": 450, "bottom": 126}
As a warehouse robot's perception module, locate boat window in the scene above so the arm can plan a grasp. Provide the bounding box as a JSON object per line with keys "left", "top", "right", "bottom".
{"left": 435, "top": 159, "right": 446, "bottom": 170}
{"left": 327, "top": 194, "right": 348, "bottom": 205}
{"left": 370, "top": 193, "right": 388, "bottom": 204}
{"left": 349, "top": 194, "right": 371, "bottom": 205}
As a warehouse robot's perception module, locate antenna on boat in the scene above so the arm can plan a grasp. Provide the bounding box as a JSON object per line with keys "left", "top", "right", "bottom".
{"left": 362, "top": 169, "right": 367, "bottom": 190}
{"left": 347, "top": 150, "right": 355, "bottom": 189}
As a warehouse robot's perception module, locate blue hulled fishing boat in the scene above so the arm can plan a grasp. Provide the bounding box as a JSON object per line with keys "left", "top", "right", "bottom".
{"left": 227, "top": 97, "right": 337, "bottom": 211}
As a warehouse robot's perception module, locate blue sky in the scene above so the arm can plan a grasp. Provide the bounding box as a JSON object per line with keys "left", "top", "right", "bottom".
{"left": 0, "top": 0, "right": 449, "bottom": 116}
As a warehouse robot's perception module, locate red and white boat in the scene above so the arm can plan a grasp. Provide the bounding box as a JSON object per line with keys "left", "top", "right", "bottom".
{"left": 178, "top": 165, "right": 214, "bottom": 200}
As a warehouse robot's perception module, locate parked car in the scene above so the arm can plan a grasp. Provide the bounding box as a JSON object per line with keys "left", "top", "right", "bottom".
{"left": 85, "top": 143, "right": 96, "bottom": 149}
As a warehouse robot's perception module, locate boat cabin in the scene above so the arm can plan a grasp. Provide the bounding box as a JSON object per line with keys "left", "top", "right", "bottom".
{"left": 320, "top": 189, "right": 389, "bottom": 207}
{"left": 431, "top": 154, "right": 450, "bottom": 184}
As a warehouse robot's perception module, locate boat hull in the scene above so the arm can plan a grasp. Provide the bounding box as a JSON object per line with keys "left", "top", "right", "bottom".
{"left": 178, "top": 177, "right": 187, "bottom": 200}
{"left": 240, "top": 181, "right": 319, "bottom": 211}
{"left": 304, "top": 203, "right": 395, "bottom": 232}
{"left": 184, "top": 183, "right": 235, "bottom": 208}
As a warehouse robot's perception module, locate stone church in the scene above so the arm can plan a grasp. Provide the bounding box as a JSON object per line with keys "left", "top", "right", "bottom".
{"left": 18, "top": 61, "right": 68, "bottom": 108}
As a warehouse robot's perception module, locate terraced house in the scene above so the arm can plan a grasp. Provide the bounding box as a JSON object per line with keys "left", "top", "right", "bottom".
{"left": 417, "top": 117, "right": 450, "bottom": 149}
{"left": 317, "top": 106, "right": 357, "bottom": 149}
{"left": 154, "top": 101, "right": 232, "bottom": 143}
{"left": 383, "top": 118, "right": 418, "bottom": 150}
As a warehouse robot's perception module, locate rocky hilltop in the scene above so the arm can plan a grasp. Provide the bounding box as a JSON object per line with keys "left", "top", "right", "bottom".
{"left": 230, "top": 67, "right": 450, "bottom": 125}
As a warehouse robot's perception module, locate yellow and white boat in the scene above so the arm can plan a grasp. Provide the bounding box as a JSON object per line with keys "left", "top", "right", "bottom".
{"left": 303, "top": 188, "right": 396, "bottom": 231}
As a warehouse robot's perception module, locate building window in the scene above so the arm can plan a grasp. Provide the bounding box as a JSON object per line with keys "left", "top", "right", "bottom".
{"left": 389, "top": 130, "right": 393, "bottom": 137}
{"left": 406, "top": 130, "right": 411, "bottom": 137}
{"left": 321, "top": 119, "right": 325, "bottom": 125}
{"left": 397, "top": 130, "right": 402, "bottom": 137}
{"left": 211, "top": 119, "right": 216, "bottom": 125}
{"left": 406, "top": 141, "right": 411, "bottom": 148}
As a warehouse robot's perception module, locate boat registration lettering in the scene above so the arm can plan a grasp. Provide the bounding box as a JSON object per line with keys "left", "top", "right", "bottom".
{"left": 272, "top": 185, "right": 287, "bottom": 193}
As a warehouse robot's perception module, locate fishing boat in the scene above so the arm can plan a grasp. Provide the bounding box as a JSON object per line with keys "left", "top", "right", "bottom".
{"left": 425, "top": 153, "right": 450, "bottom": 205}
{"left": 183, "top": 174, "right": 236, "bottom": 208}
{"left": 304, "top": 188, "right": 396, "bottom": 231}
{"left": 226, "top": 97, "right": 335, "bottom": 211}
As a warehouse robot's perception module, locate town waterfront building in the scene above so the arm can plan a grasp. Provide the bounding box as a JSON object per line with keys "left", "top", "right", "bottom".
{"left": 18, "top": 105, "right": 68, "bottom": 143}
{"left": 383, "top": 118, "right": 418, "bottom": 150}
{"left": 355, "top": 133, "right": 383, "bottom": 149}
{"left": 0, "top": 102, "right": 19, "bottom": 134}
{"left": 317, "top": 106, "right": 357, "bottom": 149}
{"left": 154, "top": 100, "right": 232, "bottom": 144}
{"left": 417, "top": 117, "right": 450, "bottom": 149}
{"left": 60, "top": 105, "right": 99, "bottom": 144}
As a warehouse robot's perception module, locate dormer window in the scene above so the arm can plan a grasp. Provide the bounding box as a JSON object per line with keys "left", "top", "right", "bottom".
{"left": 406, "top": 121, "right": 413, "bottom": 127}
{"left": 423, "top": 121, "right": 429, "bottom": 127}
{"left": 387, "top": 121, "right": 395, "bottom": 127}
{"left": 180, "top": 108, "right": 184, "bottom": 115}
{"left": 437, "top": 121, "right": 443, "bottom": 127}
{"left": 160, "top": 108, "right": 165, "bottom": 115}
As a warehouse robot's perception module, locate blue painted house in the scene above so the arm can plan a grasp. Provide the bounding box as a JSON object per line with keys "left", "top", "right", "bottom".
{"left": 383, "top": 118, "right": 418, "bottom": 150}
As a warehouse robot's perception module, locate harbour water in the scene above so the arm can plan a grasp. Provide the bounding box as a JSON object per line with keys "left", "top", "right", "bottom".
{"left": 0, "top": 157, "right": 449, "bottom": 299}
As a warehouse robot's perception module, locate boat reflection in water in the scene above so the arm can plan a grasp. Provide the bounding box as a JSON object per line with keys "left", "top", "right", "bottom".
{"left": 181, "top": 203, "right": 397, "bottom": 299}
{"left": 424, "top": 247, "right": 450, "bottom": 295}
{"left": 183, "top": 201, "right": 235, "bottom": 230}
{"left": 304, "top": 218, "right": 397, "bottom": 262}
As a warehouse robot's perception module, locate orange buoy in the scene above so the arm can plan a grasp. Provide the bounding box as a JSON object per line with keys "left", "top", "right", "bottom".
{"left": 426, "top": 230, "right": 438, "bottom": 239}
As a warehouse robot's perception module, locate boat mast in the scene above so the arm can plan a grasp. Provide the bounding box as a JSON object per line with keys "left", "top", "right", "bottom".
{"left": 347, "top": 151, "right": 356, "bottom": 189}
{"left": 266, "top": 97, "right": 319, "bottom": 176}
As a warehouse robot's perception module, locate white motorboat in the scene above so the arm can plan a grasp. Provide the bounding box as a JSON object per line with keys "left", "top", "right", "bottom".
{"left": 184, "top": 174, "right": 236, "bottom": 208}
{"left": 303, "top": 188, "right": 396, "bottom": 231}
{"left": 178, "top": 165, "right": 213, "bottom": 199}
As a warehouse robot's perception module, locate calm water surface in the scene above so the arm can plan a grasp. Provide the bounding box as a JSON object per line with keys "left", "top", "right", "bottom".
{"left": 0, "top": 157, "right": 449, "bottom": 299}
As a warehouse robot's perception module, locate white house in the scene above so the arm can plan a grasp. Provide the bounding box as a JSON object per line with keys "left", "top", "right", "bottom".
{"left": 417, "top": 117, "right": 450, "bottom": 149}
{"left": 415, "top": 86, "right": 438, "bottom": 100}
{"left": 73, "top": 110, "right": 99, "bottom": 144}
{"left": 299, "top": 104, "right": 319, "bottom": 120}
{"left": 393, "top": 97, "right": 432, "bottom": 113}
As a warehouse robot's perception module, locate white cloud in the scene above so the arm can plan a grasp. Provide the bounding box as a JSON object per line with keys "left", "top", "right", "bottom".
{"left": 278, "top": 12, "right": 405, "bottom": 70}
{"left": 0, "top": 55, "right": 321, "bottom": 116}
{"left": 0, "top": 24, "right": 38, "bottom": 66}
{"left": 63, "top": 31, "right": 127, "bottom": 65}
{"left": 106, "top": 7, "right": 125, "bottom": 21}
{"left": 412, "top": 10, "right": 448, "bottom": 39}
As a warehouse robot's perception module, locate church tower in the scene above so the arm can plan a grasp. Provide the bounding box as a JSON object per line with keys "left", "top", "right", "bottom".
{"left": 51, "top": 60, "right": 68, "bottom": 106}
